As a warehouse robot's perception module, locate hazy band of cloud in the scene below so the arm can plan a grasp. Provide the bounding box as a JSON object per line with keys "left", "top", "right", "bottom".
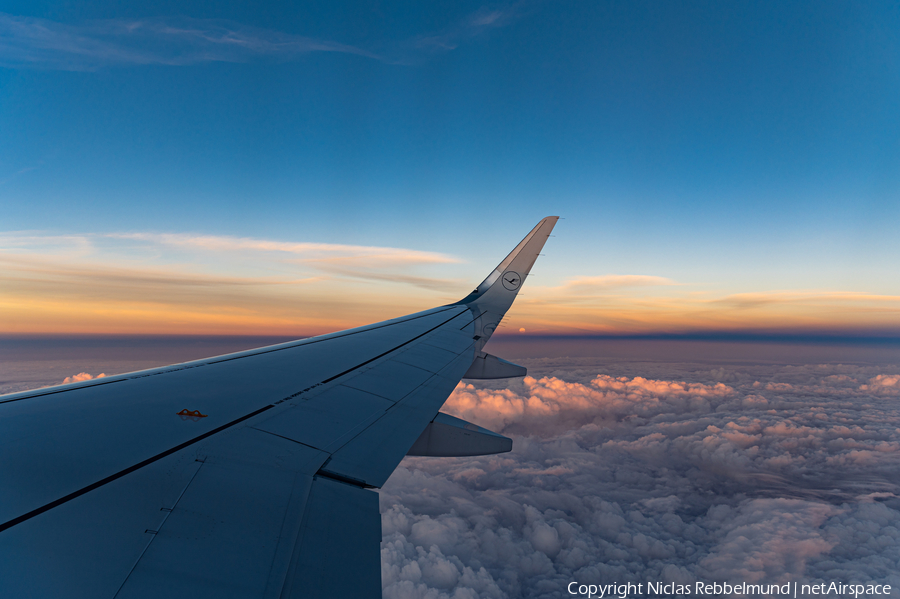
{"left": 554, "top": 274, "right": 677, "bottom": 292}
{"left": 0, "top": 230, "right": 467, "bottom": 334}
{"left": 0, "top": 5, "right": 528, "bottom": 70}
{"left": 3, "top": 230, "right": 899, "bottom": 336}
{"left": 0, "top": 13, "right": 381, "bottom": 69}
{"left": 108, "top": 231, "right": 459, "bottom": 265}
{"left": 404, "top": 1, "right": 535, "bottom": 58}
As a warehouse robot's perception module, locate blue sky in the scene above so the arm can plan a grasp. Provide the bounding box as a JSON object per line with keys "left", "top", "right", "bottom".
{"left": 1, "top": 1, "right": 899, "bottom": 335}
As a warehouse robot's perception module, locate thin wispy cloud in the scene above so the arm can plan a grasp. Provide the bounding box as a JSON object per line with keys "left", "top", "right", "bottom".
{"left": 4, "top": 231, "right": 899, "bottom": 337}
{"left": 0, "top": 230, "right": 467, "bottom": 334}
{"left": 714, "top": 290, "right": 900, "bottom": 310}
{"left": 556, "top": 274, "right": 677, "bottom": 292}
{"left": 109, "top": 232, "right": 459, "bottom": 265}
{"left": 404, "top": 2, "right": 533, "bottom": 58}
{"left": 509, "top": 280, "right": 900, "bottom": 336}
{"left": 107, "top": 232, "right": 465, "bottom": 291}
{"left": 0, "top": 5, "right": 530, "bottom": 71}
{"left": 0, "top": 164, "right": 41, "bottom": 186}
{"left": 2, "top": 231, "right": 462, "bottom": 284}
{"left": 0, "top": 14, "right": 381, "bottom": 70}
{"left": 0, "top": 252, "right": 323, "bottom": 290}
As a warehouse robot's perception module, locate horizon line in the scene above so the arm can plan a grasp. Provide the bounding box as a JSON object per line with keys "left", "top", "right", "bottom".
{"left": 3, "top": 331, "right": 900, "bottom": 346}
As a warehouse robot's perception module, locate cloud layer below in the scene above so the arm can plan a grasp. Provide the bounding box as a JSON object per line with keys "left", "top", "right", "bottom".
{"left": 381, "top": 359, "right": 900, "bottom": 598}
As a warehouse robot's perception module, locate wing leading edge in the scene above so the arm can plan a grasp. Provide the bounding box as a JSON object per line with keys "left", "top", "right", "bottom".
{"left": 0, "top": 217, "right": 558, "bottom": 598}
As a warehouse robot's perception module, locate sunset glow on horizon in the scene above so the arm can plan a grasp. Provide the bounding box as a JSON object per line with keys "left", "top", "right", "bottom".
{"left": 2, "top": 229, "right": 898, "bottom": 338}
{"left": 2, "top": 2, "right": 899, "bottom": 339}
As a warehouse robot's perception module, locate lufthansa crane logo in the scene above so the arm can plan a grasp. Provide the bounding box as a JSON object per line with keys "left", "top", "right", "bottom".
{"left": 501, "top": 270, "right": 522, "bottom": 291}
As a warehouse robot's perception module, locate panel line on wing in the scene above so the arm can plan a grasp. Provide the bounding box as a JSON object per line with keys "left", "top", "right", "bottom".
{"left": 250, "top": 427, "right": 328, "bottom": 453}
{"left": 319, "top": 308, "right": 468, "bottom": 385}
{"left": 313, "top": 469, "right": 374, "bottom": 489}
{"left": 0, "top": 404, "right": 275, "bottom": 533}
{"left": 111, "top": 458, "right": 206, "bottom": 598}
{"left": 457, "top": 309, "right": 485, "bottom": 331}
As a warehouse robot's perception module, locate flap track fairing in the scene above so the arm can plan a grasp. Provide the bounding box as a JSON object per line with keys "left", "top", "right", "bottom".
{"left": 462, "top": 352, "right": 527, "bottom": 379}
{"left": 407, "top": 412, "right": 512, "bottom": 457}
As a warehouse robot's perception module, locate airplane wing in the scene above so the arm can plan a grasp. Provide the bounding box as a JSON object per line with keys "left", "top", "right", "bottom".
{"left": 0, "top": 216, "right": 558, "bottom": 598}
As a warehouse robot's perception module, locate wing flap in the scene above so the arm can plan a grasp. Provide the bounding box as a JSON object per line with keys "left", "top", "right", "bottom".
{"left": 322, "top": 349, "right": 476, "bottom": 487}
{"left": 279, "top": 477, "right": 381, "bottom": 599}
{"left": 0, "top": 451, "right": 203, "bottom": 598}
{"left": 115, "top": 428, "right": 328, "bottom": 599}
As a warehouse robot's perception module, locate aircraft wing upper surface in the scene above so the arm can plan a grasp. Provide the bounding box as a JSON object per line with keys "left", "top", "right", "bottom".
{"left": 0, "top": 216, "right": 558, "bottom": 598}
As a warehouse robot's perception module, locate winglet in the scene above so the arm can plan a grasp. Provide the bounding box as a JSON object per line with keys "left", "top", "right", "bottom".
{"left": 458, "top": 216, "right": 558, "bottom": 305}
{"left": 456, "top": 216, "right": 558, "bottom": 343}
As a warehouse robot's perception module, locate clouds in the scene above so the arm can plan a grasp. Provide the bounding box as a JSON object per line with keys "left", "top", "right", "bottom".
{"left": 62, "top": 372, "right": 105, "bottom": 384}
{"left": 553, "top": 275, "right": 676, "bottom": 293}
{"left": 861, "top": 374, "right": 900, "bottom": 396}
{"left": 407, "top": 3, "right": 529, "bottom": 57}
{"left": 380, "top": 358, "right": 900, "bottom": 598}
{"left": 443, "top": 375, "right": 732, "bottom": 436}
{"left": 0, "top": 5, "right": 529, "bottom": 71}
{"left": 108, "top": 232, "right": 458, "bottom": 266}
{"left": 0, "top": 231, "right": 465, "bottom": 334}
{"left": 4, "top": 229, "right": 900, "bottom": 337}
{"left": 0, "top": 13, "right": 379, "bottom": 70}
{"left": 510, "top": 280, "right": 900, "bottom": 337}
{"left": 1, "top": 230, "right": 459, "bottom": 278}
{"left": 108, "top": 232, "right": 461, "bottom": 288}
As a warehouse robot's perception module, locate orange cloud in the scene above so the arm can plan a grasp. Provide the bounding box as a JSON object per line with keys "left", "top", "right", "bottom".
{"left": 62, "top": 372, "right": 106, "bottom": 384}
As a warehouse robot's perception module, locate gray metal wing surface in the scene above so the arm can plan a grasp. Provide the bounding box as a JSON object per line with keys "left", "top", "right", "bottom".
{"left": 0, "top": 216, "right": 558, "bottom": 598}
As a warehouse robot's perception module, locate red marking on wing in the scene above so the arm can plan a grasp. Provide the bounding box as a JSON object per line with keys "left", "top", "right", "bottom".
{"left": 177, "top": 409, "right": 208, "bottom": 418}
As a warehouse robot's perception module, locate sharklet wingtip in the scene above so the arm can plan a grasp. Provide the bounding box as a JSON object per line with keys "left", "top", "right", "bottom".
{"left": 455, "top": 217, "right": 558, "bottom": 347}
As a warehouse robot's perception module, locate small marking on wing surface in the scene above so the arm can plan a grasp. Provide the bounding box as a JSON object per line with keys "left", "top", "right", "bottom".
{"left": 177, "top": 409, "right": 208, "bottom": 421}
